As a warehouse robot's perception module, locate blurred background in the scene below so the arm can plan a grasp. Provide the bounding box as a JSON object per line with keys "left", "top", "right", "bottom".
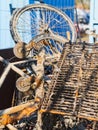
{"left": 0, "top": 0, "right": 91, "bottom": 50}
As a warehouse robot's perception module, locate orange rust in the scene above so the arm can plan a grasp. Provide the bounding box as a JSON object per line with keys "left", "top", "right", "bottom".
{"left": 43, "top": 40, "right": 49, "bottom": 45}
{"left": 35, "top": 77, "right": 43, "bottom": 88}
{"left": 0, "top": 99, "right": 40, "bottom": 125}
{"left": 0, "top": 114, "right": 13, "bottom": 125}
{"left": 0, "top": 106, "right": 38, "bottom": 125}
{"left": 78, "top": 115, "right": 98, "bottom": 121}
{"left": 16, "top": 106, "right": 38, "bottom": 120}
{"left": 75, "top": 90, "right": 79, "bottom": 97}
{"left": 39, "top": 109, "right": 72, "bottom": 115}
{"left": 26, "top": 41, "right": 36, "bottom": 49}
{"left": 35, "top": 97, "right": 41, "bottom": 103}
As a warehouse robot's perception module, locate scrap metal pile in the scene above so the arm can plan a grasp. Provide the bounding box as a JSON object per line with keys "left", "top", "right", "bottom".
{"left": 41, "top": 43, "right": 98, "bottom": 125}
{"left": 0, "top": 3, "right": 98, "bottom": 130}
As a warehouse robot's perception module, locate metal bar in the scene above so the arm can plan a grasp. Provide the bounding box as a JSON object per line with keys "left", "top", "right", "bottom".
{"left": 0, "top": 56, "right": 29, "bottom": 87}
{"left": 40, "top": 109, "right": 71, "bottom": 115}
{"left": 11, "top": 64, "right": 27, "bottom": 77}
{"left": 12, "top": 59, "right": 35, "bottom": 65}
{"left": 0, "top": 64, "right": 11, "bottom": 88}
{"left": 0, "top": 100, "right": 35, "bottom": 116}
{"left": 78, "top": 115, "right": 98, "bottom": 121}
{"left": 6, "top": 124, "right": 18, "bottom": 130}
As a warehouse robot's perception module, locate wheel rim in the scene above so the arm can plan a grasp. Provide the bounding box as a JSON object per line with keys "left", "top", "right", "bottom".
{"left": 10, "top": 3, "right": 77, "bottom": 43}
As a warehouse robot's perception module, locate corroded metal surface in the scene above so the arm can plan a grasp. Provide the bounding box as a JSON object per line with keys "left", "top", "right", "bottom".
{"left": 0, "top": 42, "right": 98, "bottom": 129}
{"left": 41, "top": 42, "right": 98, "bottom": 121}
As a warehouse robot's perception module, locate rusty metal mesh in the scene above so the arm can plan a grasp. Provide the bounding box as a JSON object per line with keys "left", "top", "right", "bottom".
{"left": 41, "top": 42, "right": 98, "bottom": 121}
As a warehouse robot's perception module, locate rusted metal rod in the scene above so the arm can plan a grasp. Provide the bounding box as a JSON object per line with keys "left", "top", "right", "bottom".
{"left": 0, "top": 100, "right": 35, "bottom": 116}
{"left": 0, "top": 56, "right": 31, "bottom": 88}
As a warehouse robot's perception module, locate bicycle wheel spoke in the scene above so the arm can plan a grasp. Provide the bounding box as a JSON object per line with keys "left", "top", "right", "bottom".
{"left": 10, "top": 3, "right": 77, "bottom": 44}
